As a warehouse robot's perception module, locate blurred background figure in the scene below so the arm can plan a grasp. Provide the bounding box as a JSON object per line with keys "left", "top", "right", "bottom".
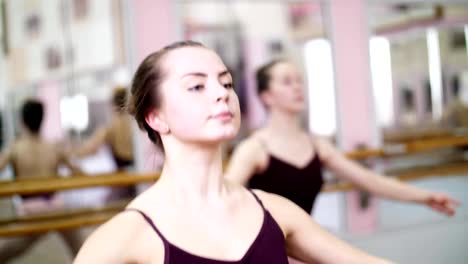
{"left": 0, "top": 99, "right": 83, "bottom": 263}
{"left": 227, "top": 58, "right": 458, "bottom": 217}
{"left": 74, "top": 87, "right": 136, "bottom": 202}
{"left": 0, "top": 99, "right": 82, "bottom": 214}
{"left": 75, "top": 87, "right": 134, "bottom": 171}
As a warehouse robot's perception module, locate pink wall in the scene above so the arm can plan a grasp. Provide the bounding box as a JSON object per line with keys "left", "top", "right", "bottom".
{"left": 130, "top": 0, "right": 176, "bottom": 172}
{"left": 329, "top": 0, "right": 379, "bottom": 234}
{"left": 243, "top": 38, "right": 268, "bottom": 131}
{"left": 329, "top": 0, "right": 377, "bottom": 151}
{"left": 132, "top": 0, "right": 175, "bottom": 63}
{"left": 345, "top": 192, "right": 378, "bottom": 235}
{"left": 37, "top": 80, "right": 64, "bottom": 142}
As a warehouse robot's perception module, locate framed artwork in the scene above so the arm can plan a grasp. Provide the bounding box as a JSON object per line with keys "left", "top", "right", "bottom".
{"left": 24, "top": 13, "right": 41, "bottom": 39}
{"left": 73, "top": 0, "right": 89, "bottom": 21}
{"left": 45, "top": 46, "right": 62, "bottom": 70}
{"left": 287, "top": 2, "right": 324, "bottom": 40}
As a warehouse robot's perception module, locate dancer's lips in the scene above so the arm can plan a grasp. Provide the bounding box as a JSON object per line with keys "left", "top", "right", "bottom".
{"left": 211, "top": 111, "right": 234, "bottom": 121}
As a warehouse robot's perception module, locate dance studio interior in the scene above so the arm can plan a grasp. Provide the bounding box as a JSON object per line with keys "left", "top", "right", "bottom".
{"left": 0, "top": 0, "right": 467, "bottom": 263}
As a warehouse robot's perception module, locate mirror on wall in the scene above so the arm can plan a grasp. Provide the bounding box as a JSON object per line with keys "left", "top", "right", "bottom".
{"left": 181, "top": 0, "right": 332, "bottom": 147}
{"left": 367, "top": 3, "right": 468, "bottom": 141}
{"left": 0, "top": 0, "right": 132, "bottom": 170}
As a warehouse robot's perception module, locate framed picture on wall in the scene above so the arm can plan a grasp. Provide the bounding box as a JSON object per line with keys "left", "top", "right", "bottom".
{"left": 73, "top": 0, "right": 89, "bottom": 21}
{"left": 24, "top": 13, "right": 41, "bottom": 39}
{"left": 45, "top": 46, "right": 62, "bottom": 70}
{"left": 287, "top": 2, "right": 324, "bottom": 41}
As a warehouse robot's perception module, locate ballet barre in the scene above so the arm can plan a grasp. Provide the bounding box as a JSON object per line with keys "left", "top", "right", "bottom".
{"left": 0, "top": 173, "right": 159, "bottom": 197}
{"left": 0, "top": 210, "right": 118, "bottom": 237}
{"left": 0, "top": 162, "right": 466, "bottom": 237}
{"left": 346, "top": 134, "right": 468, "bottom": 159}
{"left": 0, "top": 133, "right": 465, "bottom": 196}
{"left": 323, "top": 160, "right": 468, "bottom": 192}
{"left": 383, "top": 128, "right": 451, "bottom": 143}
{"left": 0, "top": 160, "right": 467, "bottom": 197}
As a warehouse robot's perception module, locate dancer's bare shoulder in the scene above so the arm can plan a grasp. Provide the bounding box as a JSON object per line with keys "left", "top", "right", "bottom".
{"left": 74, "top": 210, "right": 164, "bottom": 264}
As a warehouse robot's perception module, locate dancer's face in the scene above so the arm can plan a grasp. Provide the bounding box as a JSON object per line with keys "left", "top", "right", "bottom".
{"left": 147, "top": 47, "right": 241, "bottom": 146}
{"left": 261, "top": 62, "right": 305, "bottom": 114}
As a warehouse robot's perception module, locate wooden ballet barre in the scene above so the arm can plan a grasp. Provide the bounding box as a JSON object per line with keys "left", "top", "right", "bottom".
{"left": 0, "top": 199, "right": 129, "bottom": 226}
{"left": 2, "top": 133, "right": 468, "bottom": 198}
{"left": 383, "top": 128, "right": 451, "bottom": 143}
{"left": 346, "top": 134, "right": 468, "bottom": 160}
{"left": 323, "top": 160, "right": 468, "bottom": 192}
{"left": 346, "top": 149, "right": 384, "bottom": 160}
{"left": 0, "top": 159, "right": 467, "bottom": 198}
{"left": 0, "top": 162, "right": 467, "bottom": 237}
{"left": 0, "top": 172, "right": 159, "bottom": 198}
{"left": 0, "top": 210, "right": 118, "bottom": 237}
{"left": 404, "top": 136, "right": 468, "bottom": 153}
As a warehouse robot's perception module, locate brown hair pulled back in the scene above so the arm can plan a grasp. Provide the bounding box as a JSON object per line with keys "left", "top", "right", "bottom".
{"left": 255, "top": 59, "right": 287, "bottom": 95}
{"left": 127, "top": 41, "right": 204, "bottom": 150}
